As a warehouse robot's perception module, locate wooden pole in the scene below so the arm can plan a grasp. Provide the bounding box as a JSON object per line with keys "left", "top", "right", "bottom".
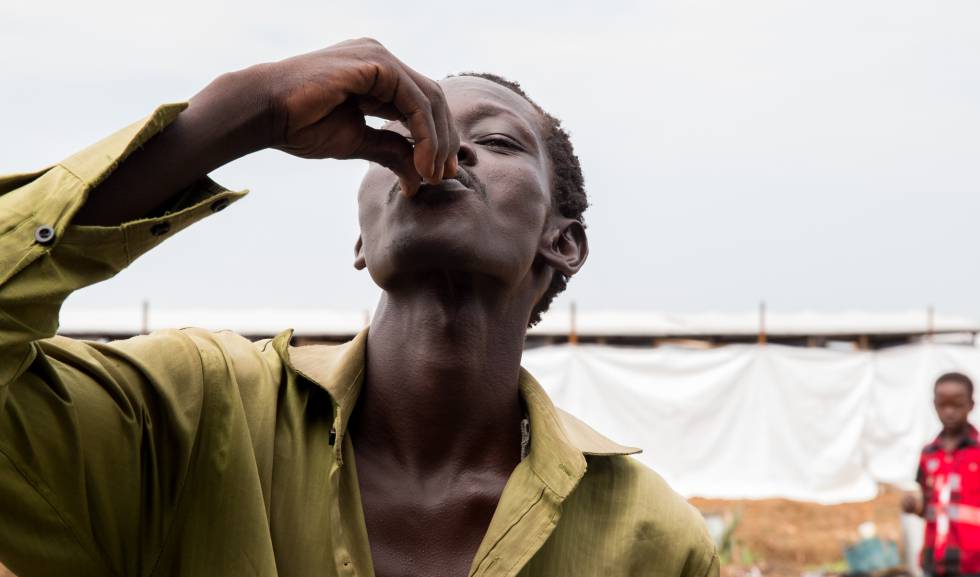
{"left": 569, "top": 301, "right": 579, "bottom": 346}
{"left": 857, "top": 335, "right": 870, "bottom": 351}
{"left": 758, "top": 300, "right": 767, "bottom": 346}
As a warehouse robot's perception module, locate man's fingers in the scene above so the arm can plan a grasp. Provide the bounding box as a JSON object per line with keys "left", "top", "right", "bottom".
{"left": 365, "top": 64, "right": 443, "bottom": 183}
{"left": 443, "top": 125, "right": 460, "bottom": 179}
{"left": 273, "top": 39, "right": 457, "bottom": 178}
{"left": 357, "top": 98, "right": 404, "bottom": 121}
{"left": 396, "top": 77, "right": 441, "bottom": 183}
{"left": 407, "top": 70, "right": 458, "bottom": 183}
{"left": 350, "top": 126, "right": 421, "bottom": 195}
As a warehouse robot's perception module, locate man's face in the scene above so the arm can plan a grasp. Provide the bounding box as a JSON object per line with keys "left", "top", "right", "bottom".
{"left": 356, "top": 76, "right": 554, "bottom": 295}
{"left": 935, "top": 380, "right": 974, "bottom": 431}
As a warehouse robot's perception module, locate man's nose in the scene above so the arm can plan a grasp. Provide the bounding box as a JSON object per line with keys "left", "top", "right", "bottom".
{"left": 457, "top": 141, "right": 477, "bottom": 167}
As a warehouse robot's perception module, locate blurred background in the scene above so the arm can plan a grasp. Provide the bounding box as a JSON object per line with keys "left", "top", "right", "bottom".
{"left": 3, "top": 0, "right": 980, "bottom": 576}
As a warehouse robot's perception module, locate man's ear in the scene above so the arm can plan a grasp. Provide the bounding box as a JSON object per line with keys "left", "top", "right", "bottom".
{"left": 354, "top": 236, "right": 366, "bottom": 270}
{"left": 538, "top": 218, "right": 588, "bottom": 276}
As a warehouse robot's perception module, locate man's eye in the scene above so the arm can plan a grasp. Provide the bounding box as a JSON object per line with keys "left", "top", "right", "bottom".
{"left": 479, "top": 136, "right": 522, "bottom": 151}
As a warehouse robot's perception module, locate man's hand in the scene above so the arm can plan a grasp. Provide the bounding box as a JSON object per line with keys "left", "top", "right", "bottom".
{"left": 266, "top": 38, "right": 459, "bottom": 195}
{"left": 74, "top": 38, "right": 455, "bottom": 226}
{"left": 901, "top": 491, "right": 923, "bottom": 516}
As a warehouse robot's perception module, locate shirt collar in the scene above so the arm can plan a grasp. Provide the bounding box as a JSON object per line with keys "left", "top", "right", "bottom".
{"left": 277, "top": 328, "right": 640, "bottom": 472}
{"left": 926, "top": 423, "right": 980, "bottom": 452}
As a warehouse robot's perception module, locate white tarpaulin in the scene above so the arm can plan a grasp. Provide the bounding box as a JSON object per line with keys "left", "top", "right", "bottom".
{"left": 521, "top": 343, "right": 980, "bottom": 504}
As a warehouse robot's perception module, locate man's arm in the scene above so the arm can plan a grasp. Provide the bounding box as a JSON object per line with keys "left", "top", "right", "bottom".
{"left": 0, "top": 38, "right": 457, "bottom": 575}
{"left": 74, "top": 37, "right": 460, "bottom": 226}
{"left": 70, "top": 69, "right": 271, "bottom": 226}
{"left": 0, "top": 102, "right": 249, "bottom": 576}
{"left": 3, "top": 37, "right": 457, "bottom": 381}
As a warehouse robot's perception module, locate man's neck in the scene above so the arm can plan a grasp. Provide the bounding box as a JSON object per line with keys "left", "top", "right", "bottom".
{"left": 349, "top": 277, "right": 532, "bottom": 475}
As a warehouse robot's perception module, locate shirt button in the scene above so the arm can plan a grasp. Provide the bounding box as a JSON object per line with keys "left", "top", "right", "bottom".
{"left": 34, "top": 225, "right": 56, "bottom": 245}
{"left": 150, "top": 222, "right": 171, "bottom": 237}
{"left": 210, "top": 198, "right": 230, "bottom": 212}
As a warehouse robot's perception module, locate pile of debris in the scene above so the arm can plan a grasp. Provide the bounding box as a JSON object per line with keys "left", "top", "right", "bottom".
{"left": 691, "top": 486, "right": 918, "bottom": 577}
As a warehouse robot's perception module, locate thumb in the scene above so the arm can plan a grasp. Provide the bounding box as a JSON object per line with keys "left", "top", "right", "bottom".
{"left": 349, "top": 126, "right": 421, "bottom": 196}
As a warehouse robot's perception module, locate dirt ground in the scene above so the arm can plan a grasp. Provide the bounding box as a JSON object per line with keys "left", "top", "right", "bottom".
{"left": 691, "top": 486, "right": 907, "bottom": 577}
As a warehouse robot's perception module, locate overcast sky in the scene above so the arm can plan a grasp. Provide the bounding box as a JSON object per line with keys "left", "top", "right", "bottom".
{"left": 2, "top": 0, "right": 979, "bottom": 320}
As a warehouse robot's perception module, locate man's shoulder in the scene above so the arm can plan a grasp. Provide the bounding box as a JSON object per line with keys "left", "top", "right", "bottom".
{"left": 554, "top": 410, "right": 712, "bottom": 551}
{"left": 563, "top": 446, "right": 716, "bottom": 574}
{"left": 581, "top": 451, "right": 707, "bottom": 531}
{"left": 550, "top": 407, "right": 699, "bottom": 526}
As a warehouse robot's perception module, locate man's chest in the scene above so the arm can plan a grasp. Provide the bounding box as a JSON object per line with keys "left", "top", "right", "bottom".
{"left": 355, "top": 464, "right": 511, "bottom": 577}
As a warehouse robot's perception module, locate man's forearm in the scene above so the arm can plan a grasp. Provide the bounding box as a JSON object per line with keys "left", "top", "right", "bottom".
{"left": 72, "top": 66, "right": 274, "bottom": 226}
{"left": 72, "top": 38, "right": 461, "bottom": 225}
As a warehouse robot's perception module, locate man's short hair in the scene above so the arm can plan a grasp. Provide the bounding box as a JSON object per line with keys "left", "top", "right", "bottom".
{"left": 451, "top": 72, "right": 588, "bottom": 327}
{"left": 936, "top": 372, "right": 975, "bottom": 397}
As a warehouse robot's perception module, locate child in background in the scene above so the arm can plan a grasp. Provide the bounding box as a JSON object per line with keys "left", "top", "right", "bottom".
{"left": 903, "top": 372, "right": 980, "bottom": 577}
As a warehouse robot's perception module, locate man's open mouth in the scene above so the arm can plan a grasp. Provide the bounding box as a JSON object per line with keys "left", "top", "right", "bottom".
{"left": 409, "top": 167, "right": 483, "bottom": 206}
{"left": 387, "top": 167, "right": 485, "bottom": 206}
{"left": 412, "top": 180, "right": 472, "bottom": 206}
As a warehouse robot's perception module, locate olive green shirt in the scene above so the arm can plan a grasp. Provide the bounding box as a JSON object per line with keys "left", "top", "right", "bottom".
{"left": 0, "top": 105, "right": 719, "bottom": 577}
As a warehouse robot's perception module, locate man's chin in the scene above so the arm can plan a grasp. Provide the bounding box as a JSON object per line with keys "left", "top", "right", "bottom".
{"left": 368, "top": 237, "right": 499, "bottom": 286}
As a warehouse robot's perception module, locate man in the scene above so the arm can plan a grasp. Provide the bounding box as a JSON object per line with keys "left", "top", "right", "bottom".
{"left": 0, "top": 39, "right": 717, "bottom": 577}
{"left": 903, "top": 372, "right": 980, "bottom": 577}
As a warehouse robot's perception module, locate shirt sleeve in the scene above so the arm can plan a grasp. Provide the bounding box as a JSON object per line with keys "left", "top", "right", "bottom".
{"left": 0, "top": 105, "right": 248, "bottom": 577}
